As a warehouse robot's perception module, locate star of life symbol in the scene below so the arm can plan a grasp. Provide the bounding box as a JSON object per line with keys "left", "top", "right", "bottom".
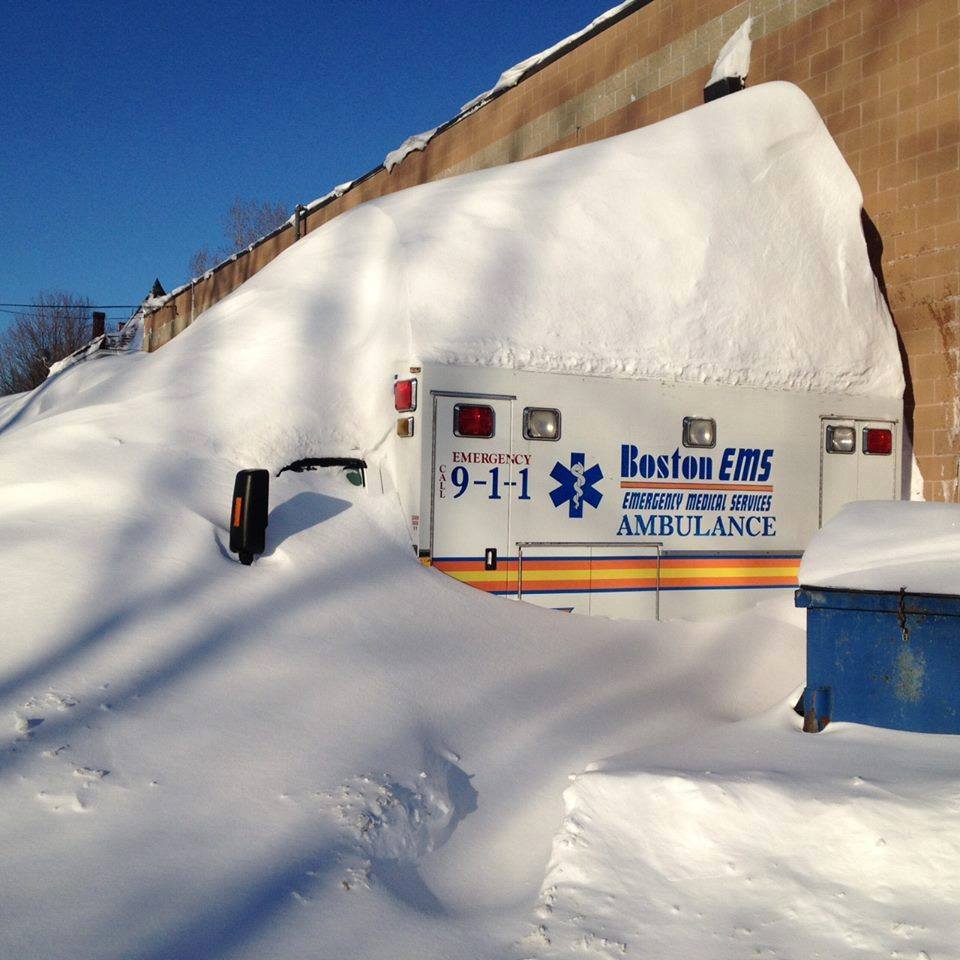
{"left": 549, "top": 452, "right": 603, "bottom": 518}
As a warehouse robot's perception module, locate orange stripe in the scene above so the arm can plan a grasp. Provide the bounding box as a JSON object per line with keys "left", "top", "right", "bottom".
{"left": 620, "top": 481, "right": 774, "bottom": 492}
{"left": 232, "top": 497, "right": 243, "bottom": 528}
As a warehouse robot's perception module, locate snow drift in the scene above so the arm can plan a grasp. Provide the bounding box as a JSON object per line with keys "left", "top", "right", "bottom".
{"left": 145, "top": 82, "right": 898, "bottom": 472}
{"left": 528, "top": 700, "right": 960, "bottom": 959}
{"left": 0, "top": 386, "right": 806, "bottom": 958}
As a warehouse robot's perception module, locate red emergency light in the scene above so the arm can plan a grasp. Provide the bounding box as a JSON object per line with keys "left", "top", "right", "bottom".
{"left": 394, "top": 378, "right": 417, "bottom": 412}
{"left": 864, "top": 427, "right": 893, "bottom": 455}
{"left": 454, "top": 404, "right": 495, "bottom": 438}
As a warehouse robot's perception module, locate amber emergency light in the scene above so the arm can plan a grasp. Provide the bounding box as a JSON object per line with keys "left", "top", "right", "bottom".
{"left": 230, "top": 469, "right": 269, "bottom": 565}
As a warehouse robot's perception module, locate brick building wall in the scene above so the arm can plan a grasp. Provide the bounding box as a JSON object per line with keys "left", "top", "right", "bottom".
{"left": 144, "top": 0, "right": 959, "bottom": 499}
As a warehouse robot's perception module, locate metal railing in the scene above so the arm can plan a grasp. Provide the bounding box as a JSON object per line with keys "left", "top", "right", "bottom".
{"left": 515, "top": 540, "right": 662, "bottom": 620}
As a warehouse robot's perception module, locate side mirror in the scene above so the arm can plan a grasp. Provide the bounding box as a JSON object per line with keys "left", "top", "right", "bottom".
{"left": 229, "top": 469, "right": 269, "bottom": 565}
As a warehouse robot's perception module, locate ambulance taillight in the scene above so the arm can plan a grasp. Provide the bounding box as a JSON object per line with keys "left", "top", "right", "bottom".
{"left": 454, "top": 404, "right": 495, "bottom": 438}
{"left": 864, "top": 427, "right": 892, "bottom": 455}
{"left": 394, "top": 379, "right": 417, "bottom": 412}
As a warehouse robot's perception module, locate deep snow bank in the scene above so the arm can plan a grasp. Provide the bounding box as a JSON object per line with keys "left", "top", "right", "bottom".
{"left": 130, "top": 82, "right": 897, "bottom": 471}
{"left": 0, "top": 338, "right": 806, "bottom": 957}
{"left": 527, "top": 701, "right": 960, "bottom": 959}
{"left": 801, "top": 501, "right": 960, "bottom": 594}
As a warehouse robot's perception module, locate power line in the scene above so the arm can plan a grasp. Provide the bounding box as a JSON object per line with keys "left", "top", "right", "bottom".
{"left": 0, "top": 307, "right": 130, "bottom": 319}
{"left": 0, "top": 302, "right": 140, "bottom": 309}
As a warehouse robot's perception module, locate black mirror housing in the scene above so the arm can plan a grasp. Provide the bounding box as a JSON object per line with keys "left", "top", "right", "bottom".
{"left": 229, "top": 469, "right": 269, "bottom": 565}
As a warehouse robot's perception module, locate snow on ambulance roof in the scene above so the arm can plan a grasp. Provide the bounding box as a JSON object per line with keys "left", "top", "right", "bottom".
{"left": 801, "top": 501, "right": 960, "bottom": 596}
{"left": 143, "top": 82, "right": 902, "bottom": 467}
{"left": 392, "top": 81, "right": 902, "bottom": 399}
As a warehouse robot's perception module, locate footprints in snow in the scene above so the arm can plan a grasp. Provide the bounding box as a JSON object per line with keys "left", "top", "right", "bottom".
{"left": 524, "top": 882, "right": 629, "bottom": 957}
{"left": 9, "top": 688, "right": 113, "bottom": 814}
{"left": 288, "top": 750, "right": 476, "bottom": 905}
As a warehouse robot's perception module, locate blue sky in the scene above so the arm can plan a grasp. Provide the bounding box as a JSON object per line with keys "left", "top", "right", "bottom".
{"left": 0, "top": 0, "right": 611, "bottom": 329}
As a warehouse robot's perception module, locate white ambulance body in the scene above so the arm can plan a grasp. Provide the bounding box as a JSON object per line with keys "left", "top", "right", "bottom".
{"left": 389, "top": 362, "right": 902, "bottom": 620}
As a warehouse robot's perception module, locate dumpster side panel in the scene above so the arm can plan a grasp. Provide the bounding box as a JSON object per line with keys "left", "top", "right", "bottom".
{"left": 801, "top": 588, "right": 960, "bottom": 734}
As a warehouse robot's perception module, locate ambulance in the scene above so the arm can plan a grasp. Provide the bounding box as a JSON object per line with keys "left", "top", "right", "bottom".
{"left": 388, "top": 361, "right": 902, "bottom": 621}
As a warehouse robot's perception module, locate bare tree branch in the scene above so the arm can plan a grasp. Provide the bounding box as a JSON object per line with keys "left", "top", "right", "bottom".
{"left": 0, "top": 292, "right": 93, "bottom": 395}
{"left": 188, "top": 198, "right": 289, "bottom": 278}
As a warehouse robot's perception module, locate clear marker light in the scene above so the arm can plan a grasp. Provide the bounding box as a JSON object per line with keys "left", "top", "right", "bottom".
{"left": 826, "top": 425, "right": 856, "bottom": 453}
{"left": 523, "top": 408, "right": 560, "bottom": 440}
{"left": 683, "top": 417, "right": 716, "bottom": 448}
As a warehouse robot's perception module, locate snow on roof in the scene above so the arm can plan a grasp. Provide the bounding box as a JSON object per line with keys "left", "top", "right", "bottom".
{"left": 801, "top": 501, "right": 960, "bottom": 595}
{"left": 384, "top": 128, "right": 438, "bottom": 172}
{"left": 459, "top": 0, "right": 638, "bottom": 114}
{"left": 303, "top": 180, "right": 355, "bottom": 213}
{"left": 136, "top": 82, "right": 901, "bottom": 468}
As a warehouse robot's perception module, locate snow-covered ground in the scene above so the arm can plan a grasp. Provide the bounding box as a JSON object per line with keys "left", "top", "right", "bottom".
{"left": 2, "top": 82, "right": 952, "bottom": 959}
{"left": 531, "top": 703, "right": 960, "bottom": 959}
{"left": 0, "top": 341, "right": 804, "bottom": 958}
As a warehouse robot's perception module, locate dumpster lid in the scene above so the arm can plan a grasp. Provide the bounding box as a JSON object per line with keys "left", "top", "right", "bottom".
{"left": 796, "top": 584, "right": 960, "bottom": 617}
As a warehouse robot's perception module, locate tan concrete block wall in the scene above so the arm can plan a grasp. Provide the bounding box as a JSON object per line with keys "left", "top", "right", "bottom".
{"left": 144, "top": 0, "right": 959, "bottom": 501}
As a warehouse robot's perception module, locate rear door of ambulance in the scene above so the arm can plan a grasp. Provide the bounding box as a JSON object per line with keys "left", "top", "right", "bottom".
{"left": 429, "top": 392, "right": 517, "bottom": 596}
{"left": 820, "top": 417, "right": 899, "bottom": 526}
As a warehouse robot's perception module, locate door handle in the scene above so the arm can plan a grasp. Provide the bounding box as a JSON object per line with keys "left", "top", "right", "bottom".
{"left": 484, "top": 548, "right": 498, "bottom": 570}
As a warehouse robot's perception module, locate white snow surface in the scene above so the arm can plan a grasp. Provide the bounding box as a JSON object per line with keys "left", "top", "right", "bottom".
{"left": 529, "top": 699, "right": 960, "bottom": 959}
{"left": 801, "top": 500, "right": 960, "bottom": 594}
{"left": 709, "top": 17, "right": 753, "bottom": 84}
{"left": 459, "top": 0, "right": 636, "bottom": 114}
{"left": 0, "top": 337, "right": 808, "bottom": 958}
{"left": 166, "top": 83, "right": 898, "bottom": 471}
{"left": 384, "top": 128, "right": 438, "bottom": 172}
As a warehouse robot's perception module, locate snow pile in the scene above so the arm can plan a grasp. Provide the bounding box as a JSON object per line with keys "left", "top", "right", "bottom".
{"left": 709, "top": 17, "right": 753, "bottom": 84}
{"left": 0, "top": 357, "right": 806, "bottom": 958}
{"left": 526, "top": 699, "right": 960, "bottom": 959}
{"left": 801, "top": 501, "right": 960, "bottom": 594}
{"left": 145, "top": 83, "right": 899, "bottom": 471}
{"left": 459, "top": 1, "right": 636, "bottom": 114}
{"left": 384, "top": 128, "right": 438, "bottom": 172}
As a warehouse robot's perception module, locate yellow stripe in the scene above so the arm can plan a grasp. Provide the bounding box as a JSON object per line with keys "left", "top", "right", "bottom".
{"left": 660, "top": 565, "right": 798, "bottom": 580}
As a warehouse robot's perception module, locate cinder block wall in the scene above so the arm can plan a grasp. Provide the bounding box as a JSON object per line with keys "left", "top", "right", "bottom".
{"left": 144, "top": 0, "right": 959, "bottom": 500}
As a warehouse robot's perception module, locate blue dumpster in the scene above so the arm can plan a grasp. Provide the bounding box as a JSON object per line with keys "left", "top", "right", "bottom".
{"left": 796, "top": 586, "right": 960, "bottom": 734}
